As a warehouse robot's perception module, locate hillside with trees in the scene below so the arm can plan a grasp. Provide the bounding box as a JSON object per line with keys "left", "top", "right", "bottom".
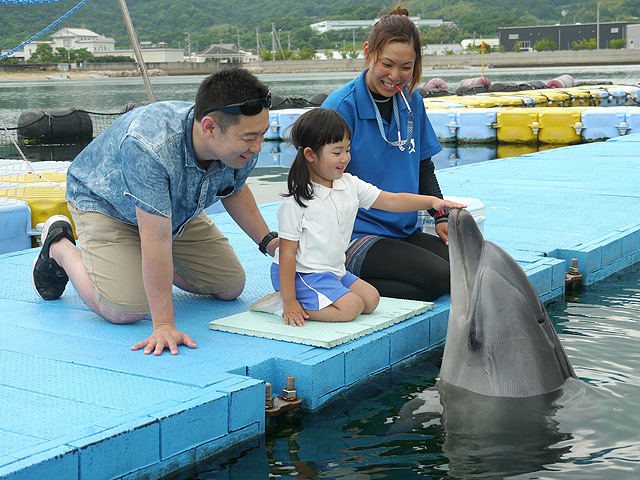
{"left": 1, "top": 0, "right": 637, "bottom": 56}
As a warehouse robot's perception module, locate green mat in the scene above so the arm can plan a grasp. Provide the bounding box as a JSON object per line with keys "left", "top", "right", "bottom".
{"left": 209, "top": 297, "right": 433, "bottom": 348}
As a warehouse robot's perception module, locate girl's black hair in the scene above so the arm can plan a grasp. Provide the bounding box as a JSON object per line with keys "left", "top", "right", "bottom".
{"left": 284, "top": 108, "right": 351, "bottom": 207}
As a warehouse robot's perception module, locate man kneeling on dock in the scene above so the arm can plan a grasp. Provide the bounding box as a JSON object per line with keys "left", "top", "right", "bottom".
{"left": 31, "top": 67, "right": 279, "bottom": 356}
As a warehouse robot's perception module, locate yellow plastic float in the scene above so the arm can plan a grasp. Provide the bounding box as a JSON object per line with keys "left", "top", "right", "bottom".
{"left": 0, "top": 171, "right": 67, "bottom": 185}
{"left": 495, "top": 109, "right": 540, "bottom": 144}
{"left": 0, "top": 185, "right": 76, "bottom": 244}
{"left": 558, "top": 88, "right": 597, "bottom": 107}
{"left": 536, "top": 107, "right": 585, "bottom": 144}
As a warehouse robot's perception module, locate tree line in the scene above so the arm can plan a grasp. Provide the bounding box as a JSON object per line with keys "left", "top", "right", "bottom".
{"left": 2, "top": 44, "right": 135, "bottom": 64}
{"left": 1, "top": 0, "right": 636, "bottom": 58}
{"left": 515, "top": 36, "right": 627, "bottom": 52}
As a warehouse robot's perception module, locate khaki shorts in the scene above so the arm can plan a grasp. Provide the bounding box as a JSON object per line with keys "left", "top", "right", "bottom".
{"left": 69, "top": 203, "right": 245, "bottom": 315}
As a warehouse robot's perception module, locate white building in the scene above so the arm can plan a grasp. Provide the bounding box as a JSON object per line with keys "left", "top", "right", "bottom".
{"left": 94, "top": 48, "right": 186, "bottom": 63}
{"left": 627, "top": 24, "right": 640, "bottom": 48}
{"left": 2, "top": 29, "right": 115, "bottom": 61}
{"left": 460, "top": 38, "right": 500, "bottom": 49}
{"left": 198, "top": 44, "right": 259, "bottom": 63}
{"left": 50, "top": 28, "right": 115, "bottom": 54}
{"left": 311, "top": 17, "right": 450, "bottom": 33}
{"left": 1, "top": 41, "right": 49, "bottom": 62}
{"left": 423, "top": 44, "right": 464, "bottom": 55}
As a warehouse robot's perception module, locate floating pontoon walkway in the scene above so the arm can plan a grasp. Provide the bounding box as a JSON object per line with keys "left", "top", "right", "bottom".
{"left": 1, "top": 134, "right": 640, "bottom": 480}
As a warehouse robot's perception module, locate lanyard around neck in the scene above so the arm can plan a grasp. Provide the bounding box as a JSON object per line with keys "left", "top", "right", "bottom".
{"left": 366, "top": 85, "right": 414, "bottom": 151}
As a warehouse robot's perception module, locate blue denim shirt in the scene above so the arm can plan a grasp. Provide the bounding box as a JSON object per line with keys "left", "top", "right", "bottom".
{"left": 66, "top": 101, "right": 257, "bottom": 238}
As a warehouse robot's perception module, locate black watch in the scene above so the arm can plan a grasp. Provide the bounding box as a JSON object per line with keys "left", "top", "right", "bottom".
{"left": 259, "top": 231, "right": 278, "bottom": 255}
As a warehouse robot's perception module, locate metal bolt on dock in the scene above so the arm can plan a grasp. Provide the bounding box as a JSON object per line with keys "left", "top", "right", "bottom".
{"left": 565, "top": 258, "right": 583, "bottom": 286}
{"left": 265, "top": 382, "right": 275, "bottom": 409}
{"left": 265, "top": 375, "right": 303, "bottom": 417}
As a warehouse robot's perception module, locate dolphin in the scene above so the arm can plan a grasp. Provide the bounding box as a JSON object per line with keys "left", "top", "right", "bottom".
{"left": 440, "top": 208, "right": 576, "bottom": 397}
{"left": 385, "top": 208, "right": 578, "bottom": 476}
{"left": 386, "top": 212, "right": 580, "bottom": 476}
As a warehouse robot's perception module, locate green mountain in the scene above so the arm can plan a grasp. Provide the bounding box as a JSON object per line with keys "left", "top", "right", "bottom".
{"left": 1, "top": 0, "right": 637, "bottom": 54}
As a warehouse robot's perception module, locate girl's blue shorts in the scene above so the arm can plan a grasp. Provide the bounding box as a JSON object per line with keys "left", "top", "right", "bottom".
{"left": 270, "top": 263, "right": 359, "bottom": 311}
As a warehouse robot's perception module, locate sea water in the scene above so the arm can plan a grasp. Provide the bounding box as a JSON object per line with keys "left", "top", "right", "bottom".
{"left": 2, "top": 64, "right": 640, "bottom": 125}
{"left": 178, "top": 263, "right": 640, "bottom": 479}
{"left": 2, "top": 69, "right": 640, "bottom": 478}
{"left": 1, "top": 65, "right": 638, "bottom": 169}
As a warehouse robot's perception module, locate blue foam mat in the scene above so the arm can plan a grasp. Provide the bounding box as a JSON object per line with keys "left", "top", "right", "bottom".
{"left": 2, "top": 134, "right": 640, "bottom": 479}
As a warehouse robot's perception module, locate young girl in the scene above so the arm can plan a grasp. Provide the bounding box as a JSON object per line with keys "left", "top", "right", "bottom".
{"left": 251, "top": 109, "right": 465, "bottom": 327}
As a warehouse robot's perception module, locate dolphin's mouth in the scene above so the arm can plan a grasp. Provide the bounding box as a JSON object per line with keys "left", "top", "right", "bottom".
{"left": 468, "top": 319, "right": 481, "bottom": 351}
{"left": 451, "top": 209, "right": 471, "bottom": 287}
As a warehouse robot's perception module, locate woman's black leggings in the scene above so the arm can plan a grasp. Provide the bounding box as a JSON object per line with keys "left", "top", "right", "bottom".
{"left": 358, "top": 231, "right": 450, "bottom": 301}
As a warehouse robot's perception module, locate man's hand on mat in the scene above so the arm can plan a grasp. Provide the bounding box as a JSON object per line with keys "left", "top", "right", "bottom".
{"left": 284, "top": 299, "right": 309, "bottom": 327}
{"left": 131, "top": 324, "right": 197, "bottom": 355}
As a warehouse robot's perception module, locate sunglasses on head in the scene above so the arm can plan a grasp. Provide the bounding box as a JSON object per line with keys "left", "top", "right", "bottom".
{"left": 203, "top": 92, "right": 271, "bottom": 117}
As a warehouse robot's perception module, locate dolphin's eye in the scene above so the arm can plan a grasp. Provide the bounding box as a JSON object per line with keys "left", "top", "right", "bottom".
{"left": 468, "top": 321, "right": 482, "bottom": 350}
{"left": 537, "top": 301, "right": 547, "bottom": 323}
{"left": 469, "top": 334, "right": 481, "bottom": 350}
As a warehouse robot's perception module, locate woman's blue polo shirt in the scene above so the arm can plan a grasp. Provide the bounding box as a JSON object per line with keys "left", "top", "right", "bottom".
{"left": 322, "top": 70, "right": 442, "bottom": 239}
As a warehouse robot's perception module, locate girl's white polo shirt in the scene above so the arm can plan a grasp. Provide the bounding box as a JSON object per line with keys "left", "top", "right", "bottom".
{"left": 274, "top": 173, "right": 381, "bottom": 278}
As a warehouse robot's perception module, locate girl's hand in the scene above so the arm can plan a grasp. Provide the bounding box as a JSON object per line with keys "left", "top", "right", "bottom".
{"left": 435, "top": 199, "right": 467, "bottom": 211}
{"left": 435, "top": 221, "right": 450, "bottom": 246}
{"left": 432, "top": 200, "right": 466, "bottom": 246}
{"left": 283, "top": 299, "right": 309, "bottom": 327}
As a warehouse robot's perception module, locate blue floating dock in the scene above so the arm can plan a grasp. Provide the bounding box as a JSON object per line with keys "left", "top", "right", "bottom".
{"left": 1, "top": 134, "right": 640, "bottom": 480}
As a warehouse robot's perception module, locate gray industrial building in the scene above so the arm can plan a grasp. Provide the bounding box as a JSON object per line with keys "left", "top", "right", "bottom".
{"left": 499, "top": 22, "right": 637, "bottom": 52}
{"left": 628, "top": 24, "right": 640, "bottom": 49}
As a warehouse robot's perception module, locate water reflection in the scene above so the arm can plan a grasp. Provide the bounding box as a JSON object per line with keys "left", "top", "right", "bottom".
{"left": 0, "top": 140, "right": 91, "bottom": 163}
{"left": 257, "top": 140, "right": 568, "bottom": 171}
{"left": 201, "top": 373, "right": 579, "bottom": 480}
{"left": 0, "top": 137, "right": 571, "bottom": 169}
{"left": 437, "top": 382, "right": 573, "bottom": 479}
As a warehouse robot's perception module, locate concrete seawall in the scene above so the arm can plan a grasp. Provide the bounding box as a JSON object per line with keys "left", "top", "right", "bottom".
{"left": 3, "top": 49, "right": 637, "bottom": 76}
{"left": 104, "top": 49, "right": 640, "bottom": 74}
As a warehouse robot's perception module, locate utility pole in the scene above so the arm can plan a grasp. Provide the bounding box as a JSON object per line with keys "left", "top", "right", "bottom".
{"left": 596, "top": 3, "right": 601, "bottom": 50}
{"left": 185, "top": 32, "right": 191, "bottom": 61}
{"left": 256, "top": 28, "right": 260, "bottom": 57}
{"left": 270, "top": 24, "right": 286, "bottom": 60}
{"left": 278, "top": 29, "right": 286, "bottom": 59}
{"left": 271, "top": 23, "right": 276, "bottom": 61}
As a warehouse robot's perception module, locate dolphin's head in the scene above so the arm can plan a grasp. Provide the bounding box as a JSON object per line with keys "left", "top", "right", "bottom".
{"left": 440, "top": 209, "right": 575, "bottom": 397}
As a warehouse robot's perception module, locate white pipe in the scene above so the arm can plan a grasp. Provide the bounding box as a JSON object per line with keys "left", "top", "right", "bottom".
{"left": 117, "top": 0, "right": 156, "bottom": 103}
